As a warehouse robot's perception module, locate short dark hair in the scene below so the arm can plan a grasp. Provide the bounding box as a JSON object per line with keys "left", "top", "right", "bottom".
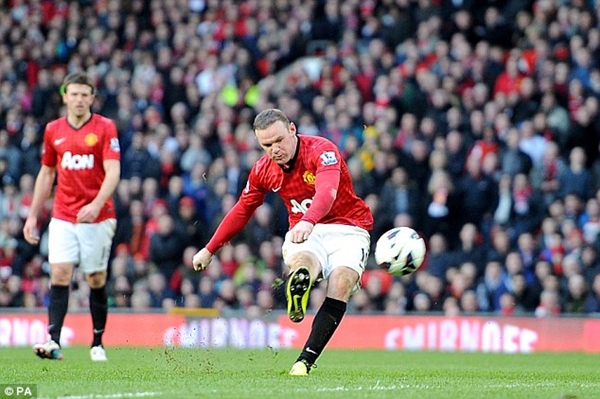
{"left": 253, "top": 109, "right": 290, "bottom": 131}
{"left": 62, "top": 71, "right": 95, "bottom": 94}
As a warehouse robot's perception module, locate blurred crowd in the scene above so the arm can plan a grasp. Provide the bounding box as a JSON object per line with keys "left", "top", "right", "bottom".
{"left": 1, "top": 0, "right": 600, "bottom": 318}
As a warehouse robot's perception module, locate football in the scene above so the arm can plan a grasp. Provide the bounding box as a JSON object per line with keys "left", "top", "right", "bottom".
{"left": 374, "top": 227, "right": 426, "bottom": 276}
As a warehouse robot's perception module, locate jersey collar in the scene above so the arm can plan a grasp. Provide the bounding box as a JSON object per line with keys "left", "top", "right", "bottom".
{"left": 67, "top": 113, "right": 94, "bottom": 130}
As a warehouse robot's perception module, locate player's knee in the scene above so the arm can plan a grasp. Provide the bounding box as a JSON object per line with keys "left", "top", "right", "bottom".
{"left": 50, "top": 264, "right": 73, "bottom": 285}
{"left": 326, "top": 267, "right": 359, "bottom": 302}
{"left": 86, "top": 271, "right": 107, "bottom": 288}
{"left": 286, "top": 252, "right": 320, "bottom": 279}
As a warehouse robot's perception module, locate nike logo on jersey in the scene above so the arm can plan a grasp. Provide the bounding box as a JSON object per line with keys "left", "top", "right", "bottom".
{"left": 272, "top": 187, "right": 281, "bottom": 192}
{"left": 54, "top": 138, "right": 66, "bottom": 146}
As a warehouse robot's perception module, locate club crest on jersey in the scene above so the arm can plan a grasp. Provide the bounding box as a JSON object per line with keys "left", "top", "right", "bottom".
{"left": 85, "top": 133, "right": 98, "bottom": 146}
{"left": 110, "top": 138, "right": 121, "bottom": 152}
{"left": 303, "top": 171, "right": 315, "bottom": 185}
{"left": 320, "top": 151, "right": 338, "bottom": 166}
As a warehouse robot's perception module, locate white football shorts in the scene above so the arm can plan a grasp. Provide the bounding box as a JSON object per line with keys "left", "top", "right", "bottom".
{"left": 282, "top": 223, "right": 371, "bottom": 289}
{"left": 48, "top": 218, "right": 117, "bottom": 274}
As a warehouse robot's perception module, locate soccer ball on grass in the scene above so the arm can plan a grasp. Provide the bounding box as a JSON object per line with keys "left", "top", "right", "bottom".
{"left": 374, "top": 227, "right": 426, "bottom": 276}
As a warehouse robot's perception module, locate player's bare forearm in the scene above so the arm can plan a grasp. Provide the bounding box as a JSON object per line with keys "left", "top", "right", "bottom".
{"left": 76, "top": 160, "right": 119, "bottom": 223}
{"left": 28, "top": 165, "right": 56, "bottom": 218}
{"left": 77, "top": 160, "right": 120, "bottom": 223}
{"left": 92, "top": 159, "right": 121, "bottom": 208}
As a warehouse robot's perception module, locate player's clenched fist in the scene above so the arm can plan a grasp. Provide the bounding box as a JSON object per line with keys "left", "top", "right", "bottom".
{"left": 192, "top": 248, "right": 213, "bottom": 271}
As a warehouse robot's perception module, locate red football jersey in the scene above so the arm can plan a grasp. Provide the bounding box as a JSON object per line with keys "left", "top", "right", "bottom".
{"left": 42, "top": 114, "right": 120, "bottom": 223}
{"left": 205, "top": 135, "right": 374, "bottom": 253}
{"left": 244, "top": 135, "right": 373, "bottom": 230}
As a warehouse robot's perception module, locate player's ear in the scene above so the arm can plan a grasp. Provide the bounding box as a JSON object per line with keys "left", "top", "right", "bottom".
{"left": 289, "top": 122, "right": 297, "bottom": 134}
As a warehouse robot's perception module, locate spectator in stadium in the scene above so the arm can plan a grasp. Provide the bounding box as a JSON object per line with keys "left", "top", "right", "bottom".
{"left": 197, "top": 275, "right": 218, "bottom": 309}
{"left": 558, "top": 146, "right": 593, "bottom": 201}
{"left": 149, "top": 212, "right": 185, "bottom": 281}
{"left": 580, "top": 245, "right": 600, "bottom": 283}
{"left": 147, "top": 271, "right": 175, "bottom": 309}
{"left": 535, "top": 289, "right": 562, "bottom": 317}
{"left": 0, "top": 130, "right": 23, "bottom": 181}
{"left": 486, "top": 226, "right": 512, "bottom": 265}
{"left": 535, "top": 140, "right": 566, "bottom": 207}
{"left": 422, "top": 233, "right": 451, "bottom": 280}
{"left": 459, "top": 290, "right": 479, "bottom": 314}
{"left": 191, "top": 109, "right": 373, "bottom": 375}
{"left": 121, "top": 131, "right": 159, "bottom": 180}
{"left": 421, "top": 169, "right": 461, "bottom": 244}
{"left": 476, "top": 260, "right": 509, "bottom": 312}
{"left": 499, "top": 128, "right": 533, "bottom": 179}
{"left": 22, "top": 71, "right": 120, "bottom": 361}
{"left": 507, "top": 174, "right": 545, "bottom": 242}
{"left": 376, "top": 166, "right": 421, "bottom": 236}
{"left": 584, "top": 274, "right": 600, "bottom": 314}
{"left": 164, "top": 175, "right": 185, "bottom": 217}
{"left": 448, "top": 223, "right": 487, "bottom": 275}
{"left": 173, "top": 196, "right": 206, "bottom": 250}
{"left": 455, "top": 155, "right": 498, "bottom": 234}
{"left": 564, "top": 273, "right": 588, "bottom": 314}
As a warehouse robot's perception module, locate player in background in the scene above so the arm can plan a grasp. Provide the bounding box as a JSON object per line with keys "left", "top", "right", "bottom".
{"left": 193, "top": 109, "right": 373, "bottom": 375}
{"left": 23, "top": 71, "right": 121, "bottom": 361}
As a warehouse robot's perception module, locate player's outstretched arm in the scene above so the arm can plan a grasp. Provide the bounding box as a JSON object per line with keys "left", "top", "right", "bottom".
{"left": 194, "top": 192, "right": 264, "bottom": 272}
{"left": 192, "top": 248, "right": 213, "bottom": 271}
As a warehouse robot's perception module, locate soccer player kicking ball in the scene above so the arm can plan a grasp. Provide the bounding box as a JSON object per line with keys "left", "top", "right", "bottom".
{"left": 193, "top": 109, "right": 373, "bottom": 375}
{"left": 23, "top": 71, "right": 120, "bottom": 361}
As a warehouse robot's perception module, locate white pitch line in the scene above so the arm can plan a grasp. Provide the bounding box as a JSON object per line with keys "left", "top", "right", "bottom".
{"left": 303, "top": 380, "right": 600, "bottom": 393}
{"left": 38, "top": 392, "right": 161, "bottom": 399}
{"left": 308, "top": 381, "right": 433, "bottom": 392}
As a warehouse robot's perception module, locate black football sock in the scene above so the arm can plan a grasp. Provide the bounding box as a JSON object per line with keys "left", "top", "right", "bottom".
{"left": 90, "top": 286, "right": 108, "bottom": 347}
{"left": 271, "top": 276, "right": 287, "bottom": 302}
{"left": 48, "top": 285, "right": 70, "bottom": 345}
{"left": 298, "top": 297, "right": 347, "bottom": 365}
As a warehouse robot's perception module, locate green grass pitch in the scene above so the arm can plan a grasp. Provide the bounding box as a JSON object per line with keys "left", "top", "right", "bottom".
{"left": 1, "top": 347, "right": 599, "bottom": 399}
